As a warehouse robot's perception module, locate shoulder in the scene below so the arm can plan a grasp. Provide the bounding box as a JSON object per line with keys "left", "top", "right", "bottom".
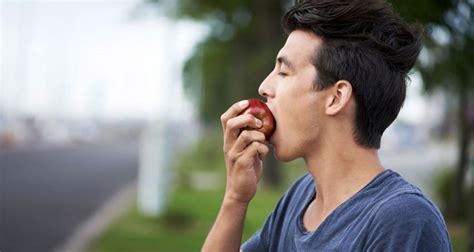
{"left": 365, "top": 176, "right": 451, "bottom": 250}
{"left": 373, "top": 192, "right": 445, "bottom": 226}
{"left": 370, "top": 171, "right": 445, "bottom": 225}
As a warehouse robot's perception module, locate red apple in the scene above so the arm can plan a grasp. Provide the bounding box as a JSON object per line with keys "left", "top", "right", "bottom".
{"left": 238, "top": 98, "right": 276, "bottom": 140}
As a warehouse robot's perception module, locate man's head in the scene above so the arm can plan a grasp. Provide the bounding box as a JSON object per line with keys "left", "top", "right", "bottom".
{"left": 260, "top": 0, "right": 423, "bottom": 160}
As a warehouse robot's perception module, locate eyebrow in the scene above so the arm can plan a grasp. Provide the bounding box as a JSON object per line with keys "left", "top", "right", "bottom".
{"left": 277, "top": 55, "right": 294, "bottom": 70}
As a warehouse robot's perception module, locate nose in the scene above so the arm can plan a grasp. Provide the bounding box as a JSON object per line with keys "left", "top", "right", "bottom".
{"left": 258, "top": 71, "right": 275, "bottom": 99}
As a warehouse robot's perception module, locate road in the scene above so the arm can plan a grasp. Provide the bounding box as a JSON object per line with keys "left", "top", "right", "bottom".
{"left": 0, "top": 141, "right": 138, "bottom": 252}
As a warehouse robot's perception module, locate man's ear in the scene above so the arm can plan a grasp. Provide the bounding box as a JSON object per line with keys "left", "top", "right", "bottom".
{"left": 325, "top": 80, "right": 353, "bottom": 116}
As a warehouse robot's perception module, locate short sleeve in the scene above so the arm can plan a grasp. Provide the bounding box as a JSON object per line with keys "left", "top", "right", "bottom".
{"left": 241, "top": 204, "right": 278, "bottom": 252}
{"left": 241, "top": 173, "right": 312, "bottom": 252}
{"left": 241, "top": 228, "right": 266, "bottom": 252}
{"left": 365, "top": 193, "right": 452, "bottom": 251}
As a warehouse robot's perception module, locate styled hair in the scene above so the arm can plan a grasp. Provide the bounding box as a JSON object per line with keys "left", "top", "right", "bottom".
{"left": 282, "top": 0, "right": 424, "bottom": 149}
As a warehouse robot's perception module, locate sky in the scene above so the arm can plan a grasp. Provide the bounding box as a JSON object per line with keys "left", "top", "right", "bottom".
{"left": 1, "top": 0, "right": 207, "bottom": 120}
{"left": 0, "top": 0, "right": 439, "bottom": 125}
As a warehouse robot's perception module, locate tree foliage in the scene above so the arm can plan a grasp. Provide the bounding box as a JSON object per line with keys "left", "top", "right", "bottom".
{"left": 149, "top": 0, "right": 289, "bottom": 124}
{"left": 147, "top": 0, "right": 289, "bottom": 187}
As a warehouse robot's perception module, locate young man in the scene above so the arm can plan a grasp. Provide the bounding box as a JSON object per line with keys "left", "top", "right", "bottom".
{"left": 202, "top": 0, "right": 452, "bottom": 251}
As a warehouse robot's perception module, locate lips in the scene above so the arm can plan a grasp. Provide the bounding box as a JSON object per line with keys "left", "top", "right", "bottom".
{"left": 266, "top": 105, "right": 277, "bottom": 142}
{"left": 261, "top": 103, "right": 278, "bottom": 144}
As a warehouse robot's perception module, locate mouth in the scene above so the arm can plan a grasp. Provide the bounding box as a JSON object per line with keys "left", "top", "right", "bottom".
{"left": 266, "top": 103, "right": 277, "bottom": 144}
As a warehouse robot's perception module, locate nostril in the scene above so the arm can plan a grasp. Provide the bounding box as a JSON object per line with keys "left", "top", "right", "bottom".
{"left": 258, "top": 86, "right": 267, "bottom": 98}
{"left": 259, "top": 88, "right": 274, "bottom": 99}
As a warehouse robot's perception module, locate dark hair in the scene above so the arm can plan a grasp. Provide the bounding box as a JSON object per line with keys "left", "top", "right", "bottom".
{"left": 282, "top": 0, "right": 424, "bottom": 149}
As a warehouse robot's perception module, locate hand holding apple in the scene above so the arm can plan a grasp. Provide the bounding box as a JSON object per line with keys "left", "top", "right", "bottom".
{"left": 238, "top": 99, "right": 276, "bottom": 140}
{"left": 219, "top": 99, "right": 274, "bottom": 204}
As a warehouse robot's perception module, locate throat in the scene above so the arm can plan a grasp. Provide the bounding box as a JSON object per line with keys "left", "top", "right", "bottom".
{"left": 301, "top": 166, "right": 385, "bottom": 233}
{"left": 302, "top": 197, "right": 333, "bottom": 232}
{"left": 301, "top": 194, "right": 356, "bottom": 233}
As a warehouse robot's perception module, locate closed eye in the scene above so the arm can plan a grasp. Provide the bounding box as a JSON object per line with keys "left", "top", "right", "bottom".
{"left": 278, "top": 72, "right": 288, "bottom": 77}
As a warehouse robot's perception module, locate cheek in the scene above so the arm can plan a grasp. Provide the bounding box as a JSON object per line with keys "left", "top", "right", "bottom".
{"left": 277, "top": 81, "right": 311, "bottom": 126}
{"left": 273, "top": 71, "right": 319, "bottom": 156}
{"left": 275, "top": 102, "right": 314, "bottom": 159}
{"left": 282, "top": 95, "right": 321, "bottom": 153}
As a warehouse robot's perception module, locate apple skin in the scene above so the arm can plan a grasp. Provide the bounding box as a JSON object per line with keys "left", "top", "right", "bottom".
{"left": 238, "top": 98, "right": 276, "bottom": 140}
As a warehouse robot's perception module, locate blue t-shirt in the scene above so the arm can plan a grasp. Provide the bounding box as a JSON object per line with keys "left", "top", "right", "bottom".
{"left": 242, "top": 169, "right": 451, "bottom": 251}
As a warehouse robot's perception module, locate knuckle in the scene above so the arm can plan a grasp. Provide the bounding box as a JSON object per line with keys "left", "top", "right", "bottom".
{"left": 257, "top": 131, "right": 266, "bottom": 141}
{"left": 228, "top": 152, "right": 237, "bottom": 163}
{"left": 242, "top": 130, "right": 261, "bottom": 142}
{"left": 235, "top": 157, "right": 245, "bottom": 167}
{"left": 250, "top": 141, "right": 260, "bottom": 149}
{"left": 249, "top": 131, "right": 264, "bottom": 142}
{"left": 264, "top": 145, "right": 270, "bottom": 152}
{"left": 226, "top": 118, "right": 235, "bottom": 129}
{"left": 252, "top": 132, "right": 263, "bottom": 142}
{"left": 244, "top": 114, "right": 255, "bottom": 123}
{"left": 240, "top": 130, "right": 250, "bottom": 139}
{"left": 220, "top": 114, "right": 226, "bottom": 123}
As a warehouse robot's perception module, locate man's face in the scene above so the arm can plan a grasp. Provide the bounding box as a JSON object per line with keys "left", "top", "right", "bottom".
{"left": 259, "top": 30, "right": 329, "bottom": 161}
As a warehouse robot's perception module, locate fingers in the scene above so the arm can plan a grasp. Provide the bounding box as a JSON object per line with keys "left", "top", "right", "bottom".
{"left": 257, "top": 143, "right": 270, "bottom": 161}
{"left": 223, "top": 114, "right": 262, "bottom": 153}
{"left": 227, "top": 140, "right": 269, "bottom": 171}
{"left": 231, "top": 130, "right": 266, "bottom": 153}
{"left": 220, "top": 100, "right": 250, "bottom": 131}
{"left": 220, "top": 100, "right": 271, "bottom": 203}
{"left": 240, "top": 141, "right": 268, "bottom": 162}
{"left": 220, "top": 100, "right": 269, "bottom": 188}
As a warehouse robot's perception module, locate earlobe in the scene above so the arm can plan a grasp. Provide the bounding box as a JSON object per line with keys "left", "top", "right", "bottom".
{"left": 325, "top": 80, "right": 352, "bottom": 116}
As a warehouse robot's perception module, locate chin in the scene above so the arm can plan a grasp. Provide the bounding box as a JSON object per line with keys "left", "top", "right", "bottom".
{"left": 271, "top": 133, "right": 299, "bottom": 162}
{"left": 273, "top": 146, "right": 298, "bottom": 162}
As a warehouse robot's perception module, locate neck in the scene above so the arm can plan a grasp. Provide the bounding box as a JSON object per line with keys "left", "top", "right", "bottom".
{"left": 304, "top": 139, "right": 384, "bottom": 214}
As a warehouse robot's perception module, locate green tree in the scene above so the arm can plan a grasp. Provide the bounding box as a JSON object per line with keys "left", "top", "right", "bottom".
{"left": 148, "top": 0, "right": 290, "bottom": 187}
{"left": 393, "top": 0, "right": 473, "bottom": 248}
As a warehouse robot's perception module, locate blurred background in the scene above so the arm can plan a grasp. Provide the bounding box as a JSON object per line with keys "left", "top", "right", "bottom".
{"left": 0, "top": 0, "right": 472, "bottom": 251}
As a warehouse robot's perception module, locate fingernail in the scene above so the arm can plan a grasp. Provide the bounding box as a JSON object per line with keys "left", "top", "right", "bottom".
{"left": 256, "top": 119, "right": 262, "bottom": 127}
{"left": 239, "top": 100, "right": 249, "bottom": 108}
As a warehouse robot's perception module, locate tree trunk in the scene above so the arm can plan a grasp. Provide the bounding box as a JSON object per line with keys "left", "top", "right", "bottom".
{"left": 470, "top": 163, "right": 474, "bottom": 252}
{"left": 468, "top": 97, "right": 474, "bottom": 252}
{"left": 449, "top": 85, "right": 469, "bottom": 220}
{"left": 263, "top": 147, "right": 283, "bottom": 188}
